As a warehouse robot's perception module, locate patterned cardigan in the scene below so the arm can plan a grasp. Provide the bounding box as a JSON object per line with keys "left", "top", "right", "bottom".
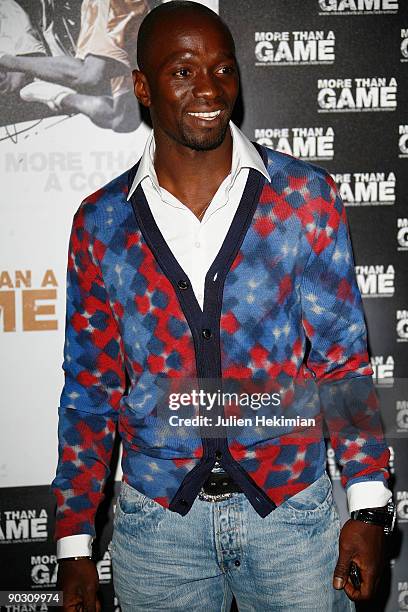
{"left": 51, "top": 144, "right": 390, "bottom": 539}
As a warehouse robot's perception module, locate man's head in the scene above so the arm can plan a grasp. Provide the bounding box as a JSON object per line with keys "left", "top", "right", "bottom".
{"left": 133, "top": 1, "right": 239, "bottom": 152}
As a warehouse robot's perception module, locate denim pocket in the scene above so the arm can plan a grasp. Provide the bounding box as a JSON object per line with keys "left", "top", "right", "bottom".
{"left": 117, "top": 481, "right": 158, "bottom": 515}
{"left": 283, "top": 471, "right": 332, "bottom": 514}
{"left": 114, "top": 482, "right": 166, "bottom": 541}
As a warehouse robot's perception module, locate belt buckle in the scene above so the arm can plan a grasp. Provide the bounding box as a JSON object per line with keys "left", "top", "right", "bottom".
{"left": 198, "top": 487, "right": 234, "bottom": 502}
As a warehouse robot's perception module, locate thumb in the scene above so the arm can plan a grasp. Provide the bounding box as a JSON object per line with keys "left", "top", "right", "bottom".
{"left": 333, "top": 551, "right": 352, "bottom": 590}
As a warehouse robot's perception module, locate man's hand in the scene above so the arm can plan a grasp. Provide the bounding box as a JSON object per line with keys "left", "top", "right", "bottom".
{"left": 57, "top": 558, "right": 101, "bottom": 612}
{"left": 333, "top": 518, "right": 385, "bottom": 601}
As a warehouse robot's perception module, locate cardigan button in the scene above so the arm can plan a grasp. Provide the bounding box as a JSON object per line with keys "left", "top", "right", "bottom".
{"left": 179, "top": 498, "right": 188, "bottom": 507}
{"left": 202, "top": 328, "right": 212, "bottom": 339}
{"left": 178, "top": 280, "right": 189, "bottom": 290}
{"left": 215, "top": 450, "right": 222, "bottom": 460}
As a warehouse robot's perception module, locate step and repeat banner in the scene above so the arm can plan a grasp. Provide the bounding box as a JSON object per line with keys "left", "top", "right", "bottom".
{"left": 0, "top": 1, "right": 407, "bottom": 610}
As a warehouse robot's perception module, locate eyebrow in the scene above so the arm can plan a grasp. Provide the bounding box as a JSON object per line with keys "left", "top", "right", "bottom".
{"left": 160, "top": 50, "right": 236, "bottom": 68}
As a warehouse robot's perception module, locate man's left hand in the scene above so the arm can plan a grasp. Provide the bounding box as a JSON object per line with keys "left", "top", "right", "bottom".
{"left": 333, "top": 519, "right": 385, "bottom": 601}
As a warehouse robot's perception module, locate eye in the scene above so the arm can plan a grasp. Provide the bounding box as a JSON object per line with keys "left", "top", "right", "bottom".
{"left": 217, "top": 65, "right": 236, "bottom": 75}
{"left": 174, "top": 67, "right": 190, "bottom": 77}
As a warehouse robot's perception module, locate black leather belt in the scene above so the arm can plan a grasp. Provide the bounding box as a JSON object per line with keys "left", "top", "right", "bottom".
{"left": 199, "top": 471, "right": 243, "bottom": 502}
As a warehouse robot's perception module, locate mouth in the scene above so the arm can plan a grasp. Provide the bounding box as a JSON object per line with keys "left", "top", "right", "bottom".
{"left": 187, "top": 109, "right": 222, "bottom": 121}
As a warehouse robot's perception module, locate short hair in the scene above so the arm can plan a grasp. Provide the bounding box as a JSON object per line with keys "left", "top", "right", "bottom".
{"left": 136, "top": 1, "right": 235, "bottom": 72}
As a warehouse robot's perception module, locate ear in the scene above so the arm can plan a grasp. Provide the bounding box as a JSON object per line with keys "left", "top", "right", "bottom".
{"left": 132, "top": 69, "right": 151, "bottom": 107}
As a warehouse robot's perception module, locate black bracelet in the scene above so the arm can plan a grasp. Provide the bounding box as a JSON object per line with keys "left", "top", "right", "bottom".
{"left": 59, "top": 555, "right": 92, "bottom": 561}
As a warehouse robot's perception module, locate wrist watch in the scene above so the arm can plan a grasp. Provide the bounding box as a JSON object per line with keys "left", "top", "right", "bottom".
{"left": 351, "top": 501, "right": 396, "bottom": 535}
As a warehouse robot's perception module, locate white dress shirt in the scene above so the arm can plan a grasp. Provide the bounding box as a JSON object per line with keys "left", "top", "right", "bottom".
{"left": 128, "top": 121, "right": 271, "bottom": 310}
{"left": 57, "top": 122, "right": 391, "bottom": 559}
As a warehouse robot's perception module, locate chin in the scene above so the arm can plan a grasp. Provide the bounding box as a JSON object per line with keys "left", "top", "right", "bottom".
{"left": 184, "top": 123, "right": 230, "bottom": 152}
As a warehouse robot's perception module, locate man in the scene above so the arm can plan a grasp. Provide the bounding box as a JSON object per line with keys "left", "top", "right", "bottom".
{"left": 53, "top": 2, "right": 394, "bottom": 610}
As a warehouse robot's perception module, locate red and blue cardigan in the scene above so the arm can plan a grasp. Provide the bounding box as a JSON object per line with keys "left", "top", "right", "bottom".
{"left": 52, "top": 144, "right": 390, "bottom": 539}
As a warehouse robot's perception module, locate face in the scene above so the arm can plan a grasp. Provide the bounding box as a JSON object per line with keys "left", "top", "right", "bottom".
{"left": 134, "top": 13, "right": 239, "bottom": 152}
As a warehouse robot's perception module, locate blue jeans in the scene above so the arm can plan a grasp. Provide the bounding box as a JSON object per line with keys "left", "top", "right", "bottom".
{"left": 110, "top": 471, "right": 355, "bottom": 611}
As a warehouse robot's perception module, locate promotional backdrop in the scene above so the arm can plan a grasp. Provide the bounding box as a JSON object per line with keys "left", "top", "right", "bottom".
{"left": 0, "top": 1, "right": 407, "bottom": 610}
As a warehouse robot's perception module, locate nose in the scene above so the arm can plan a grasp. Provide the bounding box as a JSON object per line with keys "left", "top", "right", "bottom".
{"left": 192, "top": 69, "right": 222, "bottom": 100}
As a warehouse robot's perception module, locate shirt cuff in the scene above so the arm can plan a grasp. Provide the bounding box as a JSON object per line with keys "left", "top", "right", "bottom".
{"left": 57, "top": 534, "right": 93, "bottom": 560}
{"left": 347, "top": 481, "right": 393, "bottom": 514}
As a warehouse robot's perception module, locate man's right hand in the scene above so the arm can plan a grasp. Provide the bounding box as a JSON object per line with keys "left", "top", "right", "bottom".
{"left": 57, "top": 558, "right": 101, "bottom": 612}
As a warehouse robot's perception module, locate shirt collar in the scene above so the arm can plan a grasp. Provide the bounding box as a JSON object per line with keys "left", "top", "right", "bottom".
{"left": 126, "top": 121, "right": 270, "bottom": 201}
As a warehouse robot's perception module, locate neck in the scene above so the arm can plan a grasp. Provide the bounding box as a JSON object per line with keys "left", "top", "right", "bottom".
{"left": 152, "top": 127, "right": 233, "bottom": 209}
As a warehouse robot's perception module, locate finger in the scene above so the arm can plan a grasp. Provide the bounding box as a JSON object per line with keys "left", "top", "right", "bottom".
{"left": 343, "top": 565, "right": 378, "bottom": 602}
{"left": 343, "top": 577, "right": 362, "bottom": 602}
{"left": 359, "top": 568, "right": 378, "bottom": 601}
{"left": 62, "top": 593, "right": 84, "bottom": 612}
{"left": 82, "top": 591, "right": 97, "bottom": 612}
{"left": 333, "top": 552, "right": 352, "bottom": 589}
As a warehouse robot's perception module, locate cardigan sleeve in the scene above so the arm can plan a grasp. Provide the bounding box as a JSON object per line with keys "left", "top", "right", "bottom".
{"left": 51, "top": 203, "right": 126, "bottom": 540}
{"left": 300, "top": 172, "right": 390, "bottom": 492}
